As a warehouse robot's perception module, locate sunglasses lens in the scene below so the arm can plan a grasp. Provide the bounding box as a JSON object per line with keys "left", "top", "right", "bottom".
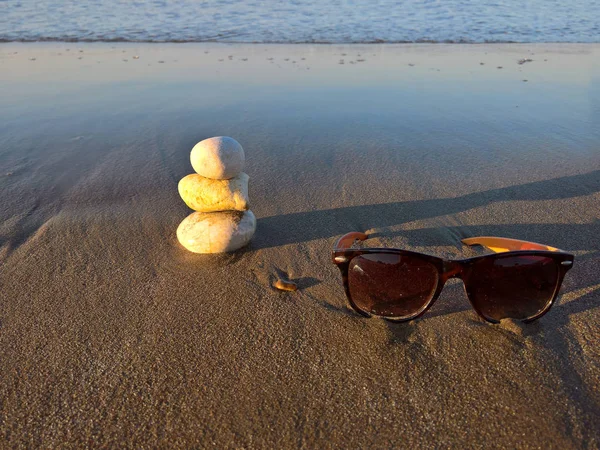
{"left": 348, "top": 253, "right": 439, "bottom": 318}
{"left": 467, "top": 255, "right": 560, "bottom": 321}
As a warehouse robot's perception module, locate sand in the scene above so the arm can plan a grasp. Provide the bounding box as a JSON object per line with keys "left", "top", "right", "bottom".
{"left": 1, "top": 43, "right": 599, "bottom": 448}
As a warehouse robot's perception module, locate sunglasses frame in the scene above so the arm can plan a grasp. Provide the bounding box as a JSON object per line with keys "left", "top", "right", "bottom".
{"left": 332, "top": 233, "right": 574, "bottom": 323}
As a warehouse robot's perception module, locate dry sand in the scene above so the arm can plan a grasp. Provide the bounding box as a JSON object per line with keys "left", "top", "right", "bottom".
{"left": 1, "top": 43, "right": 599, "bottom": 448}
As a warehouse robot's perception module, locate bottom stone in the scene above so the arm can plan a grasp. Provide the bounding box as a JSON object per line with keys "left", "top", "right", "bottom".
{"left": 177, "top": 210, "right": 256, "bottom": 254}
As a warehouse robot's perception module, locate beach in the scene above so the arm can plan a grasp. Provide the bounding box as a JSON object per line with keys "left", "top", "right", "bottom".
{"left": 1, "top": 43, "right": 599, "bottom": 447}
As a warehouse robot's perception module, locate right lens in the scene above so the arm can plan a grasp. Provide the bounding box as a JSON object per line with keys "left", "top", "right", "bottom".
{"left": 347, "top": 253, "right": 439, "bottom": 318}
{"left": 466, "top": 254, "right": 559, "bottom": 321}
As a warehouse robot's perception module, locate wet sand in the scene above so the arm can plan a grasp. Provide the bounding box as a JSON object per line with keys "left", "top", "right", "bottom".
{"left": 1, "top": 43, "right": 599, "bottom": 448}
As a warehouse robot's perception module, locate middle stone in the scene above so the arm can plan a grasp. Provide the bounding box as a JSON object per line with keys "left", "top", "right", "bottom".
{"left": 178, "top": 172, "right": 249, "bottom": 212}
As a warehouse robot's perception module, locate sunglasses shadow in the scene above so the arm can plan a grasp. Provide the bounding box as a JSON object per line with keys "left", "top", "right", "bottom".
{"left": 386, "top": 321, "right": 418, "bottom": 344}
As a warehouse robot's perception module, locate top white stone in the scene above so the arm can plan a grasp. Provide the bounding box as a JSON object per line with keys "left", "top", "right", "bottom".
{"left": 190, "top": 136, "right": 245, "bottom": 180}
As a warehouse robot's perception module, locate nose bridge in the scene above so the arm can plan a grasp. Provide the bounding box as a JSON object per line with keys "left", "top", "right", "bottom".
{"left": 443, "top": 260, "right": 464, "bottom": 280}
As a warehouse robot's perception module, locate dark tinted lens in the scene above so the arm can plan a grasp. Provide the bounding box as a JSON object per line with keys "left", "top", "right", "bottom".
{"left": 348, "top": 253, "right": 439, "bottom": 318}
{"left": 466, "top": 255, "right": 559, "bottom": 321}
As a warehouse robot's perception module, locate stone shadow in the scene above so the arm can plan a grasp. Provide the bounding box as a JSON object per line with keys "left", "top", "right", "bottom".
{"left": 253, "top": 169, "right": 600, "bottom": 251}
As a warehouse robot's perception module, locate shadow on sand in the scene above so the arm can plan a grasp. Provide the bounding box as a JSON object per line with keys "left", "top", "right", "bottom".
{"left": 253, "top": 169, "right": 600, "bottom": 251}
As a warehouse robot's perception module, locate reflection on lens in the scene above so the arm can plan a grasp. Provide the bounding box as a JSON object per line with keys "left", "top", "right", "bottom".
{"left": 348, "top": 253, "right": 439, "bottom": 318}
{"left": 466, "top": 255, "right": 559, "bottom": 321}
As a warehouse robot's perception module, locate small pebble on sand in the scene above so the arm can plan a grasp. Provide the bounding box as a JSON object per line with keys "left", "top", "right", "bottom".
{"left": 274, "top": 279, "right": 298, "bottom": 292}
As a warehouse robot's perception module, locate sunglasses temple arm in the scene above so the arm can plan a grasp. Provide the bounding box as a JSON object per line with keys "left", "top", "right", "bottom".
{"left": 334, "top": 232, "right": 369, "bottom": 250}
{"left": 461, "top": 236, "right": 561, "bottom": 253}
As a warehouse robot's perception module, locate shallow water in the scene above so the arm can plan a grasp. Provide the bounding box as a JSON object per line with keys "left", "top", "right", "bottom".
{"left": 2, "top": 0, "right": 599, "bottom": 43}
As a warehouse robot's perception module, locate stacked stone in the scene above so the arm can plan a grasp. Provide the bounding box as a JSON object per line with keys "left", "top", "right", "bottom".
{"left": 176, "top": 137, "right": 256, "bottom": 253}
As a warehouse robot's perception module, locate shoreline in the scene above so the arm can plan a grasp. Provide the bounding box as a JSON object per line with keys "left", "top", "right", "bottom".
{"left": 3, "top": 39, "right": 600, "bottom": 44}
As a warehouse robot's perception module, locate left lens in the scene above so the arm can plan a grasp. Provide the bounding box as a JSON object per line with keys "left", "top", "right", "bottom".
{"left": 465, "top": 254, "right": 560, "bottom": 321}
{"left": 347, "top": 253, "right": 439, "bottom": 319}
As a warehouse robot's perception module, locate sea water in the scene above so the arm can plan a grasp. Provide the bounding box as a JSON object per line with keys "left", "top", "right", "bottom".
{"left": 1, "top": 0, "right": 599, "bottom": 43}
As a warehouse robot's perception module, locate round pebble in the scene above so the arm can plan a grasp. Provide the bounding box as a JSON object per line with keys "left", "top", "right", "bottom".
{"left": 190, "top": 136, "right": 245, "bottom": 180}
{"left": 176, "top": 210, "right": 256, "bottom": 254}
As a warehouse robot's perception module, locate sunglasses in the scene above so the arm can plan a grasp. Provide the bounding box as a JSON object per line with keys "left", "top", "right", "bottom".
{"left": 332, "top": 232, "right": 574, "bottom": 323}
